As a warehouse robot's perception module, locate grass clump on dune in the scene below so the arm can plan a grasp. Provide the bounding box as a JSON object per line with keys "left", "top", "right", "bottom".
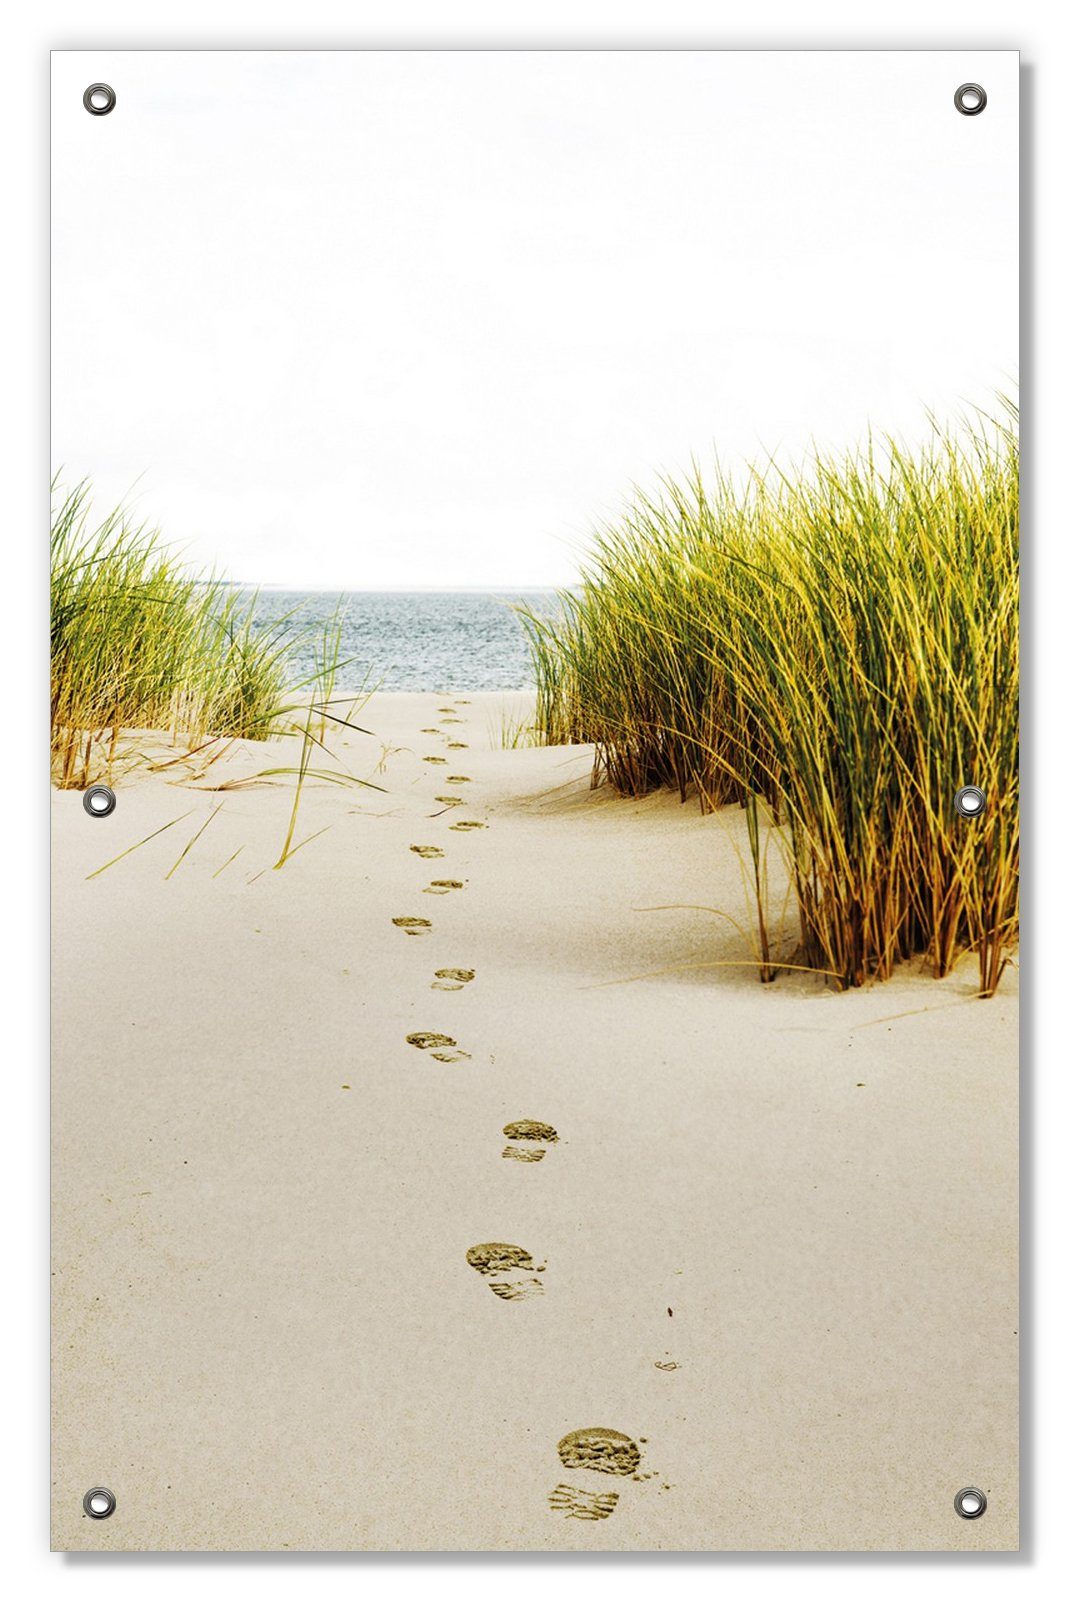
{"left": 519, "top": 406, "right": 1019, "bottom": 996}
{"left": 51, "top": 480, "right": 341, "bottom": 788}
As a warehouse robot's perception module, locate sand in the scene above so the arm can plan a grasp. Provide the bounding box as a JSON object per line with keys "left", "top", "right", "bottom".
{"left": 51, "top": 692, "right": 1018, "bottom": 1551}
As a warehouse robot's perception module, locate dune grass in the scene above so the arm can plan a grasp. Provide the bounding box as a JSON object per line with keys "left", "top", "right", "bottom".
{"left": 51, "top": 480, "right": 345, "bottom": 788}
{"left": 492, "top": 705, "right": 545, "bottom": 751}
{"left": 518, "top": 407, "right": 1019, "bottom": 996}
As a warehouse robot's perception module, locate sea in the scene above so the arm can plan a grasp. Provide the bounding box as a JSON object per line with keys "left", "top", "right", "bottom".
{"left": 242, "top": 589, "right": 562, "bottom": 694}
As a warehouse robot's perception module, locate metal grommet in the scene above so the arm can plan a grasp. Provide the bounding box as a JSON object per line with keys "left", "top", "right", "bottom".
{"left": 83, "top": 784, "right": 117, "bottom": 818}
{"left": 83, "top": 83, "right": 116, "bottom": 116}
{"left": 83, "top": 1486, "right": 116, "bottom": 1520}
{"left": 954, "top": 83, "right": 987, "bottom": 116}
{"left": 953, "top": 785, "right": 986, "bottom": 819}
{"left": 954, "top": 1486, "right": 987, "bottom": 1520}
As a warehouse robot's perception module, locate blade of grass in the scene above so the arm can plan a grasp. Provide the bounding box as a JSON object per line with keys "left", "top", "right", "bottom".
{"left": 85, "top": 810, "right": 195, "bottom": 880}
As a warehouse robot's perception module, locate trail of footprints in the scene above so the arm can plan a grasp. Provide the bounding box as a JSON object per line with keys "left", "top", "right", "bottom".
{"left": 393, "top": 699, "right": 654, "bottom": 1527}
{"left": 394, "top": 703, "right": 479, "bottom": 1057}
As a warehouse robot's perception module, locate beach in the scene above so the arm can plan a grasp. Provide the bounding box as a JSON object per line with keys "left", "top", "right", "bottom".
{"left": 51, "top": 691, "right": 1018, "bottom": 1551}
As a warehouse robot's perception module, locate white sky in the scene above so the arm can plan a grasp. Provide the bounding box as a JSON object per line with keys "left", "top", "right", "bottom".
{"left": 51, "top": 50, "right": 1018, "bottom": 589}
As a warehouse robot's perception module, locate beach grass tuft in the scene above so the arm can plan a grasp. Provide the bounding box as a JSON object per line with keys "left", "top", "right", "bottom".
{"left": 518, "top": 405, "right": 1019, "bottom": 995}
{"left": 51, "top": 480, "right": 348, "bottom": 788}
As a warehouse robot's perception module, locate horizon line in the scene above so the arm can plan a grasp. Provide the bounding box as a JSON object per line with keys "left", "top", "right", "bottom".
{"left": 222, "top": 582, "right": 576, "bottom": 594}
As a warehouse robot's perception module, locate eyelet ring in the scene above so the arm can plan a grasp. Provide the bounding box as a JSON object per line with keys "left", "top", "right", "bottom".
{"left": 954, "top": 83, "right": 987, "bottom": 116}
{"left": 83, "top": 83, "right": 116, "bottom": 116}
{"left": 954, "top": 1486, "right": 987, "bottom": 1520}
{"left": 953, "top": 785, "right": 986, "bottom": 819}
{"left": 83, "top": 785, "right": 117, "bottom": 817}
{"left": 83, "top": 1486, "right": 116, "bottom": 1519}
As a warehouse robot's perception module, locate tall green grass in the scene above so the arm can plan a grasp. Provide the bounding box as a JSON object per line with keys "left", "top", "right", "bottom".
{"left": 519, "top": 408, "right": 1019, "bottom": 995}
{"left": 51, "top": 480, "right": 340, "bottom": 787}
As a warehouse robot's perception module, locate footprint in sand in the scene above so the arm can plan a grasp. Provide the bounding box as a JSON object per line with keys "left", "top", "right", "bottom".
{"left": 548, "top": 1429, "right": 646, "bottom": 1521}
{"left": 423, "top": 755, "right": 447, "bottom": 765}
{"left": 440, "top": 717, "right": 463, "bottom": 725}
{"left": 558, "top": 1429, "right": 641, "bottom": 1476}
{"left": 547, "top": 1485, "right": 620, "bottom": 1521}
{"left": 450, "top": 820, "right": 486, "bottom": 832}
{"left": 435, "top": 795, "right": 465, "bottom": 808}
{"left": 406, "top": 1031, "right": 470, "bottom": 1064}
{"left": 432, "top": 967, "right": 475, "bottom": 992}
{"left": 437, "top": 706, "right": 457, "bottom": 715}
{"left": 420, "top": 727, "right": 441, "bottom": 734}
{"left": 445, "top": 774, "right": 472, "bottom": 785}
{"left": 410, "top": 844, "right": 445, "bottom": 859}
{"left": 393, "top": 916, "right": 432, "bottom": 937}
{"left": 423, "top": 879, "right": 464, "bottom": 896}
{"left": 465, "top": 1242, "right": 546, "bottom": 1301}
{"left": 455, "top": 699, "right": 471, "bottom": 705}
{"left": 502, "top": 1118, "right": 558, "bottom": 1163}
{"left": 447, "top": 741, "right": 468, "bottom": 750}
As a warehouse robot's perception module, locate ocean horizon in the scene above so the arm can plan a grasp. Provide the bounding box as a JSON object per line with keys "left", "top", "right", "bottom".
{"left": 245, "top": 588, "right": 564, "bottom": 693}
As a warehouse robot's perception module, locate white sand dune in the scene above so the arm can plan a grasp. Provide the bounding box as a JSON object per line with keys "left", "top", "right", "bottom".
{"left": 51, "top": 692, "right": 1018, "bottom": 1551}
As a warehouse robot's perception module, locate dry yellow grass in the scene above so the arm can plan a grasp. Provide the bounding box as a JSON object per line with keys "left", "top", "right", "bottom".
{"left": 520, "top": 406, "right": 1019, "bottom": 995}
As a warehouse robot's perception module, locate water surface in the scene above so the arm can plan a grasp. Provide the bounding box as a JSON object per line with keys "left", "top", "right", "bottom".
{"left": 245, "top": 589, "right": 559, "bottom": 692}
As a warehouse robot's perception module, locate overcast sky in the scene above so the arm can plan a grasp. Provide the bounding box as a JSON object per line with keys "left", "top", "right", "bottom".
{"left": 52, "top": 50, "right": 1018, "bottom": 589}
